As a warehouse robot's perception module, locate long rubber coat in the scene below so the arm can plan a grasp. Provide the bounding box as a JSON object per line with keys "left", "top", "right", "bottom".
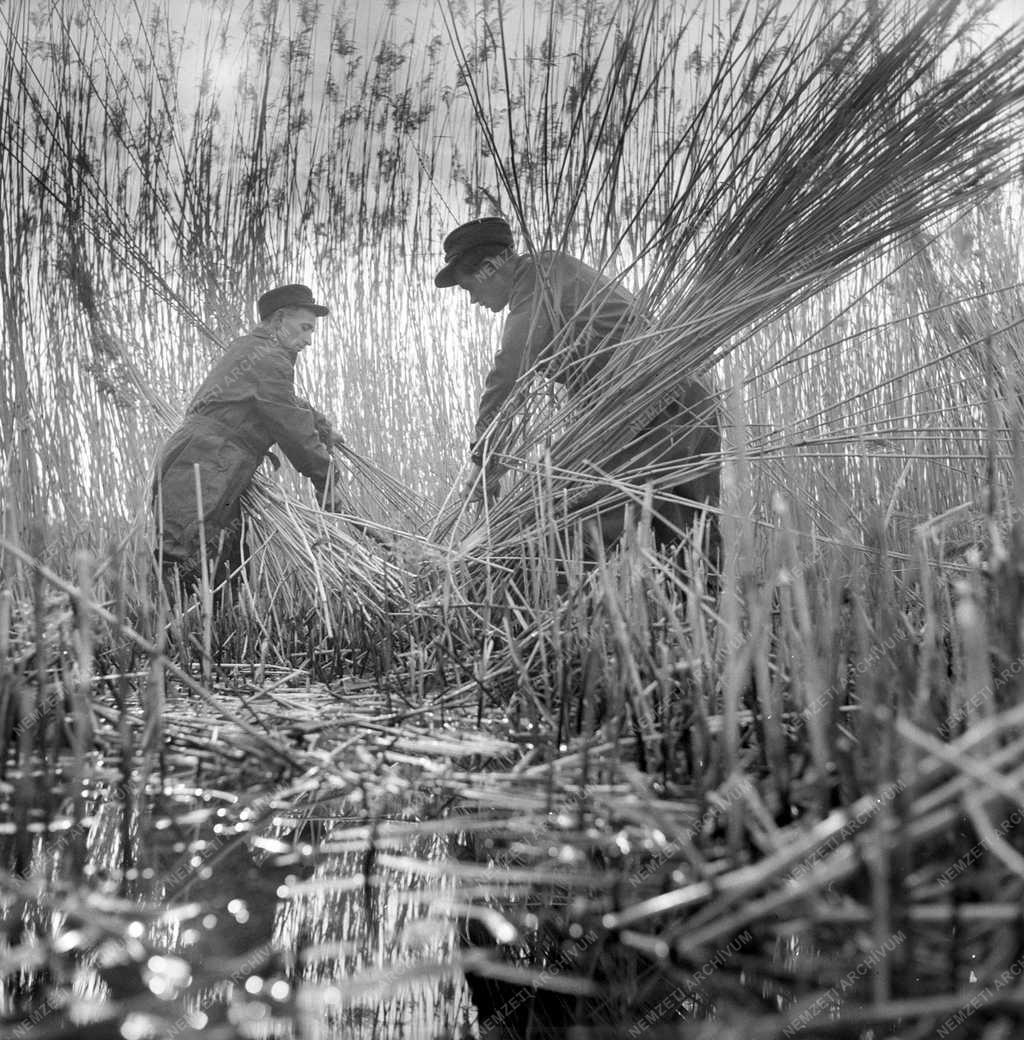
{"left": 153, "top": 326, "right": 333, "bottom": 571}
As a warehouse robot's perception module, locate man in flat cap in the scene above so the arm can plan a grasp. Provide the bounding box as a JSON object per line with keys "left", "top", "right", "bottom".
{"left": 435, "top": 216, "right": 719, "bottom": 559}
{"left": 153, "top": 283, "right": 346, "bottom": 593}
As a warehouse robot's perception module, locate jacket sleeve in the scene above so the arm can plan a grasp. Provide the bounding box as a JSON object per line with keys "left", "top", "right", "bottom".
{"left": 298, "top": 397, "right": 343, "bottom": 449}
{"left": 471, "top": 269, "right": 558, "bottom": 463}
{"left": 252, "top": 357, "right": 333, "bottom": 494}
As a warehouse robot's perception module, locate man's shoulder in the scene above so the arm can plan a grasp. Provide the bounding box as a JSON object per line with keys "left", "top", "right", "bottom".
{"left": 225, "top": 328, "right": 292, "bottom": 369}
{"left": 510, "top": 250, "right": 584, "bottom": 299}
{"left": 529, "top": 249, "right": 586, "bottom": 272}
{"left": 229, "top": 325, "right": 275, "bottom": 349}
{"left": 531, "top": 251, "right": 624, "bottom": 291}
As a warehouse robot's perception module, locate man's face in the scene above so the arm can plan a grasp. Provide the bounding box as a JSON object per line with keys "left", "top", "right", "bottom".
{"left": 276, "top": 307, "right": 320, "bottom": 351}
{"left": 456, "top": 263, "right": 512, "bottom": 313}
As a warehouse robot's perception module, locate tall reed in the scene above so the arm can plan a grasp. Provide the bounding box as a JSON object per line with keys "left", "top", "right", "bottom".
{"left": 1, "top": 0, "right": 1019, "bottom": 593}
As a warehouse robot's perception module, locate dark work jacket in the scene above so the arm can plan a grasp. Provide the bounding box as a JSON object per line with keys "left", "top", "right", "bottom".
{"left": 153, "top": 326, "right": 333, "bottom": 567}
{"left": 471, "top": 254, "right": 718, "bottom": 508}
{"left": 472, "top": 252, "right": 641, "bottom": 459}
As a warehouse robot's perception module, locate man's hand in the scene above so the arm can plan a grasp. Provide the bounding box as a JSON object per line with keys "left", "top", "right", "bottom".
{"left": 463, "top": 462, "right": 502, "bottom": 506}
{"left": 462, "top": 462, "right": 483, "bottom": 501}
{"left": 319, "top": 483, "right": 349, "bottom": 513}
{"left": 310, "top": 405, "right": 346, "bottom": 451}
{"left": 318, "top": 483, "right": 388, "bottom": 544}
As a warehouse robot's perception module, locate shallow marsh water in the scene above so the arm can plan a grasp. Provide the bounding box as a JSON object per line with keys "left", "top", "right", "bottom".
{"left": 0, "top": 772, "right": 477, "bottom": 1039}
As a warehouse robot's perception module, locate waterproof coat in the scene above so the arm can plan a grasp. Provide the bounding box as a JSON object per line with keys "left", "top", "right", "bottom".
{"left": 472, "top": 251, "right": 720, "bottom": 546}
{"left": 154, "top": 326, "right": 334, "bottom": 571}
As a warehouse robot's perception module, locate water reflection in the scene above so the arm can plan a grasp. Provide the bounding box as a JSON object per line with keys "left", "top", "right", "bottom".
{"left": 1, "top": 781, "right": 475, "bottom": 1038}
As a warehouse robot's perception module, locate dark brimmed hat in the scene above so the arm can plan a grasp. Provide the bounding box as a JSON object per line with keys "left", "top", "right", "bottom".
{"left": 434, "top": 217, "right": 515, "bottom": 288}
{"left": 257, "top": 284, "right": 329, "bottom": 321}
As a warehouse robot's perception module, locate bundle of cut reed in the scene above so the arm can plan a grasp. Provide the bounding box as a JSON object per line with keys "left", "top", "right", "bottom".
{"left": 237, "top": 479, "right": 418, "bottom": 626}
{"left": 330, "top": 443, "right": 437, "bottom": 536}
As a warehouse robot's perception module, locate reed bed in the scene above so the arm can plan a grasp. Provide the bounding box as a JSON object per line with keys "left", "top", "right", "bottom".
{"left": 1, "top": 0, "right": 1019, "bottom": 559}
{"left": 7, "top": 522, "right": 1024, "bottom": 1036}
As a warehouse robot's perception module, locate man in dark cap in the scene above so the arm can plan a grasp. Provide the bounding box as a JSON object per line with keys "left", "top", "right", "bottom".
{"left": 153, "top": 283, "right": 346, "bottom": 593}
{"left": 435, "top": 216, "right": 720, "bottom": 558}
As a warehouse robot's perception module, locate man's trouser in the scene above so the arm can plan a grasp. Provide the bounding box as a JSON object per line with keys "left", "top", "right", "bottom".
{"left": 574, "top": 380, "right": 721, "bottom": 561}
